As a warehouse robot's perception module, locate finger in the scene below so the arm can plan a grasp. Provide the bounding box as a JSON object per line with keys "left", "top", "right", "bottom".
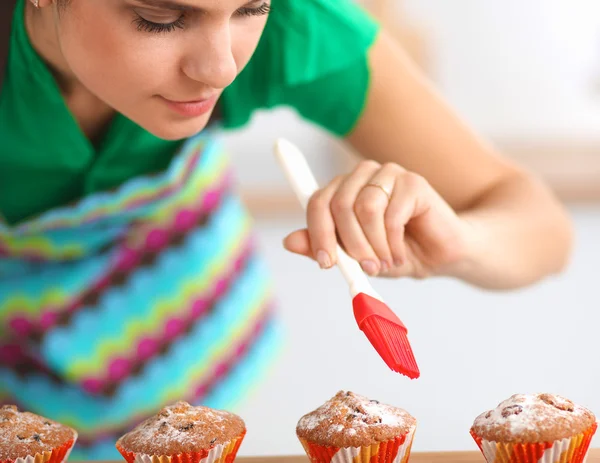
{"left": 330, "top": 161, "right": 382, "bottom": 275}
{"left": 384, "top": 171, "right": 431, "bottom": 266}
{"left": 355, "top": 164, "right": 398, "bottom": 273}
{"left": 305, "top": 176, "right": 344, "bottom": 269}
{"left": 283, "top": 229, "right": 312, "bottom": 258}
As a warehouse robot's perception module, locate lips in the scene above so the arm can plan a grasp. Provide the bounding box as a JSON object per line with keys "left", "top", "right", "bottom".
{"left": 161, "top": 94, "right": 218, "bottom": 118}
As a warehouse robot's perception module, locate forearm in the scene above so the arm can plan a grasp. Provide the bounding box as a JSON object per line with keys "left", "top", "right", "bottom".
{"left": 329, "top": 31, "right": 574, "bottom": 290}
{"left": 446, "top": 171, "right": 573, "bottom": 290}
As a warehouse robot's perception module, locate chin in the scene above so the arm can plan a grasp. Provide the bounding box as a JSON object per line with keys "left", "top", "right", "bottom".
{"left": 152, "top": 125, "right": 206, "bottom": 141}
{"left": 148, "top": 118, "right": 211, "bottom": 141}
{"left": 131, "top": 108, "right": 212, "bottom": 141}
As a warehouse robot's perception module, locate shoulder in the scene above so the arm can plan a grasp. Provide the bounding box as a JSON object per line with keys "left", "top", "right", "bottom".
{"left": 258, "top": 0, "right": 380, "bottom": 86}
{"left": 220, "top": 0, "right": 380, "bottom": 130}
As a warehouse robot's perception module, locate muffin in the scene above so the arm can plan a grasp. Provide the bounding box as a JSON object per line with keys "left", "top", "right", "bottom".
{"left": 116, "top": 401, "right": 246, "bottom": 463}
{"left": 296, "top": 391, "right": 417, "bottom": 463}
{"left": 470, "top": 393, "right": 598, "bottom": 463}
{"left": 0, "top": 405, "right": 77, "bottom": 463}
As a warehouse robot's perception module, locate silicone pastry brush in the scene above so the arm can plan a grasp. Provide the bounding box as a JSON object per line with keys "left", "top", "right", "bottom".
{"left": 274, "top": 138, "right": 419, "bottom": 379}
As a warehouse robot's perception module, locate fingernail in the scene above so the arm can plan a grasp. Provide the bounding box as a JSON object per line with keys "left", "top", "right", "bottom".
{"left": 380, "top": 260, "right": 390, "bottom": 273}
{"left": 316, "top": 250, "right": 332, "bottom": 269}
{"left": 361, "top": 260, "right": 379, "bottom": 276}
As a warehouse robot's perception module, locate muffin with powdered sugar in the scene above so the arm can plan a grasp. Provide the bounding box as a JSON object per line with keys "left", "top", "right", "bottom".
{"left": 116, "top": 401, "right": 245, "bottom": 463}
{"left": 0, "top": 405, "right": 77, "bottom": 463}
{"left": 470, "top": 393, "right": 597, "bottom": 463}
{"left": 296, "top": 391, "right": 416, "bottom": 463}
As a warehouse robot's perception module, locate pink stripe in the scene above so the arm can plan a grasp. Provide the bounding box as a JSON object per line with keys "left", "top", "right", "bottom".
{"left": 137, "top": 338, "right": 161, "bottom": 361}
{"left": 8, "top": 317, "right": 34, "bottom": 337}
{"left": 108, "top": 358, "right": 132, "bottom": 383}
{"left": 0, "top": 343, "right": 26, "bottom": 366}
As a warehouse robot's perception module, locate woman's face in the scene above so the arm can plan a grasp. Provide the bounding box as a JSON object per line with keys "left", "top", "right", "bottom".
{"left": 50, "top": 0, "right": 270, "bottom": 140}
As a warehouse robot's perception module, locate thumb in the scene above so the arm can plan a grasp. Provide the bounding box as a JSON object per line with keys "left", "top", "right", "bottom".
{"left": 282, "top": 229, "right": 314, "bottom": 259}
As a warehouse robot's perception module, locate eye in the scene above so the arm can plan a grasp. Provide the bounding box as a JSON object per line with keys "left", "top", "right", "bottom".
{"left": 133, "top": 14, "right": 185, "bottom": 33}
{"left": 236, "top": 2, "right": 270, "bottom": 17}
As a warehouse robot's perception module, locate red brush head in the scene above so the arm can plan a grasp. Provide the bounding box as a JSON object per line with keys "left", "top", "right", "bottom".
{"left": 352, "top": 293, "right": 420, "bottom": 379}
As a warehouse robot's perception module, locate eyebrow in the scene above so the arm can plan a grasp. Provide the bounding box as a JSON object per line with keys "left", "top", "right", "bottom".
{"left": 131, "top": 0, "right": 259, "bottom": 12}
{"left": 132, "top": 0, "right": 201, "bottom": 11}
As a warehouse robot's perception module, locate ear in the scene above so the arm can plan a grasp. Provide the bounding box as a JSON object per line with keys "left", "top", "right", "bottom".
{"left": 33, "top": 0, "right": 53, "bottom": 7}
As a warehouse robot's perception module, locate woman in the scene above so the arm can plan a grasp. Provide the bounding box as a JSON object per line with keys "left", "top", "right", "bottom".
{"left": 0, "top": 0, "right": 572, "bottom": 458}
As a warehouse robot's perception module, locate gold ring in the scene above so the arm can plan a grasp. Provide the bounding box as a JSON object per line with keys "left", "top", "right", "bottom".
{"left": 364, "top": 182, "right": 392, "bottom": 201}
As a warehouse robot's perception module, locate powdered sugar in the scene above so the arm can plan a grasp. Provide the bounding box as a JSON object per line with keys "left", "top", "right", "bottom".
{"left": 297, "top": 391, "right": 414, "bottom": 438}
{"left": 124, "top": 402, "right": 229, "bottom": 447}
{"left": 117, "top": 401, "right": 245, "bottom": 454}
{"left": 0, "top": 405, "right": 76, "bottom": 460}
{"left": 473, "top": 393, "right": 592, "bottom": 437}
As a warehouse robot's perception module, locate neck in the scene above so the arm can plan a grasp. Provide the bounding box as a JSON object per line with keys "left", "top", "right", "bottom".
{"left": 23, "top": 2, "right": 115, "bottom": 142}
{"left": 24, "top": 2, "right": 80, "bottom": 94}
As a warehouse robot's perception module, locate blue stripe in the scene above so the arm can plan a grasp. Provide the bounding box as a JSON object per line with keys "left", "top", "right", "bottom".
{"left": 0, "top": 251, "right": 114, "bottom": 314}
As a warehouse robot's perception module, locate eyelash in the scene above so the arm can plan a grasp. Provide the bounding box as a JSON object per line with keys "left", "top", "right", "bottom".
{"left": 237, "top": 3, "right": 271, "bottom": 16}
{"left": 133, "top": 15, "right": 185, "bottom": 33}
{"left": 133, "top": 2, "right": 271, "bottom": 34}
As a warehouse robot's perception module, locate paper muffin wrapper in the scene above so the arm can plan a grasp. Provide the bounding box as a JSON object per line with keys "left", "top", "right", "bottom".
{"left": 470, "top": 421, "right": 598, "bottom": 463}
{"left": 116, "top": 430, "right": 245, "bottom": 463}
{"left": 298, "top": 425, "right": 416, "bottom": 463}
{"left": 2, "top": 435, "right": 77, "bottom": 463}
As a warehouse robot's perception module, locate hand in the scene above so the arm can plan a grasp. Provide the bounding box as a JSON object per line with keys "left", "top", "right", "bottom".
{"left": 283, "top": 160, "right": 473, "bottom": 278}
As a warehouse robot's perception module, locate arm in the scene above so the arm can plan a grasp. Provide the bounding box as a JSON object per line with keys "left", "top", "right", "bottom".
{"left": 284, "top": 30, "right": 573, "bottom": 290}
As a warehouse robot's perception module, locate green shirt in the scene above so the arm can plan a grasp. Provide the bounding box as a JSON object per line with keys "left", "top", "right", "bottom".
{"left": 0, "top": 0, "right": 379, "bottom": 224}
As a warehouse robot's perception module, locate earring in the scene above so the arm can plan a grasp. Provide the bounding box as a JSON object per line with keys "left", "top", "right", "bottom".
{"left": 34, "top": 0, "right": 39, "bottom": 7}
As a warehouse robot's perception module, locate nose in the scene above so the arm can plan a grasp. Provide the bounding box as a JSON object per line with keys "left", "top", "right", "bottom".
{"left": 181, "top": 21, "right": 238, "bottom": 90}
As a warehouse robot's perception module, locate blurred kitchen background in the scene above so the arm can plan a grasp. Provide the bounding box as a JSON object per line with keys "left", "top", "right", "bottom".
{"left": 220, "top": 0, "right": 600, "bottom": 457}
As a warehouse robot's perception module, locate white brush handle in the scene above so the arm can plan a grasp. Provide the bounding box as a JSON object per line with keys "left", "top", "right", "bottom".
{"left": 274, "top": 138, "right": 383, "bottom": 301}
